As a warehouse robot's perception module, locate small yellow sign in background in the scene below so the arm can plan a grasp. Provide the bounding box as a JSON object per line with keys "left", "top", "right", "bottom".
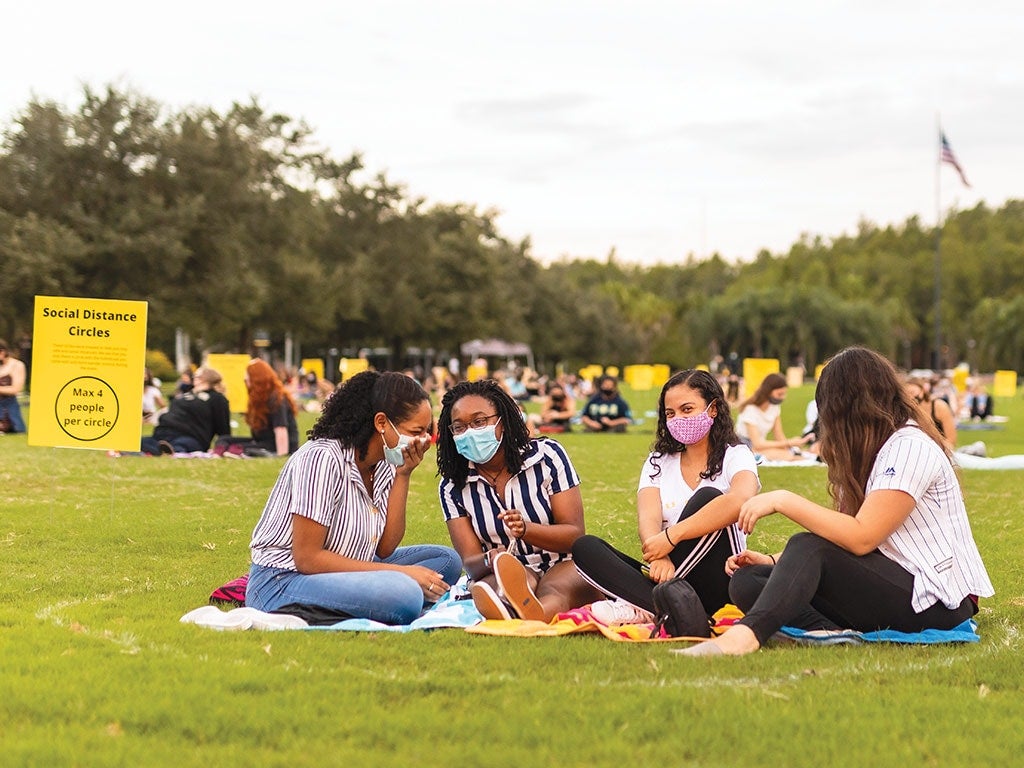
{"left": 29, "top": 295, "right": 148, "bottom": 452}
{"left": 206, "top": 354, "right": 252, "bottom": 414}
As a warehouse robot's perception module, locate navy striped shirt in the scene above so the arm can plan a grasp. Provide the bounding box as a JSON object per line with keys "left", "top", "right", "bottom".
{"left": 439, "top": 438, "right": 580, "bottom": 574}
{"left": 249, "top": 439, "right": 394, "bottom": 570}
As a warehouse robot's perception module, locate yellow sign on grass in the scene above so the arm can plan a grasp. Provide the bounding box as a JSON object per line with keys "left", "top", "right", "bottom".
{"left": 206, "top": 354, "right": 252, "bottom": 414}
{"left": 29, "top": 296, "right": 148, "bottom": 452}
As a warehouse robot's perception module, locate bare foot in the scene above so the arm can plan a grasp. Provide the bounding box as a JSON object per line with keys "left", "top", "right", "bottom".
{"left": 674, "top": 624, "right": 761, "bottom": 657}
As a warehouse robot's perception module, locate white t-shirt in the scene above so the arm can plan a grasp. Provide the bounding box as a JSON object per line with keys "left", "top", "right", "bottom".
{"left": 867, "top": 425, "right": 994, "bottom": 612}
{"left": 736, "top": 402, "right": 780, "bottom": 443}
{"left": 637, "top": 444, "right": 760, "bottom": 551}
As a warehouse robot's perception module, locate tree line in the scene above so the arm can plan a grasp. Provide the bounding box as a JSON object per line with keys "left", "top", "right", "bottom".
{"left": 2, "top": 85, "right": 1022, "bottom": 375}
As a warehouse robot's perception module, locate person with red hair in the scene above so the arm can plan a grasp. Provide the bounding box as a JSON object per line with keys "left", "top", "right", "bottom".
{"left": 217, "top": 359, "right": 299, "bottom": 457}
{"left": 243, "top": 358, "right": 299, "bottom": 455}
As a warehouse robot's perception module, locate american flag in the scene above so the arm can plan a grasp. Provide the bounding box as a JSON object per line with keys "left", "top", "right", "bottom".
{"left": 940, "top": 131, "right": 970, "bottom": 188}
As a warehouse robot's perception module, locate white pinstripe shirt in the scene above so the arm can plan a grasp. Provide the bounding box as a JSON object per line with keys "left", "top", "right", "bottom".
{"left": 868, "top": 424, "right": 994, "bottom": 612}
{"left": 249, "top": 439, "right": 394, "bottom": 570}
{"left": 439, "top": 438, "right": 580, "bottom": 574}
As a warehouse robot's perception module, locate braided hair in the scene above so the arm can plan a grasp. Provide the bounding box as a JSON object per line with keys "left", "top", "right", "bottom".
{"left": 436, "top": 379, "right": 532, "bottom": 488}
{"left": 648, "top": 369, "right": 739, "bottom": 482}
{"left": 309, "top": 370, "right": 429, "bottom": 460}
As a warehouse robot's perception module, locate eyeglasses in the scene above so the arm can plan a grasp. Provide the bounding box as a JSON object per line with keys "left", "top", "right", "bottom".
{"left": 449, "top": 413, "right": 500, "bottom": 436}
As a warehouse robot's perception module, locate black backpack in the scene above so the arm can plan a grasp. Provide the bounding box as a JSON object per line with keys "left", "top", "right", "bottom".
{"left": 650, "top": 577, "right": 711, "bottom": 638}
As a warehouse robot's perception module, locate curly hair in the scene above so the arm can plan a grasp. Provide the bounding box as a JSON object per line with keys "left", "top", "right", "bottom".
{"left": 737, "top": 371, "right": 788, "bottom": 410}
{"left": 648, "top": 369, "right": 739, "bottom": 482}
{"left": 436, "top": 378, "right": 532, "bottom": 488}
{"left": 817, "top": 347, "right": 951, "bottom": 515}
{"left": 245, "top": 358, "right": 297, "bottom": 432}
{"left": 309, "top": 370, "right": 429, "bottom": 459}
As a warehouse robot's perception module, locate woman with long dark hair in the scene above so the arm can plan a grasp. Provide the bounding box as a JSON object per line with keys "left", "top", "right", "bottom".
{"left": 246, "top": 371, "right": 461, "bottom": 624}
{"left": 735, "top": 371, "right": 812, "bottom": 461}
{"left": 682, "top": 347, "right": 994, "bottom": 656}
{"left": 572, "top": 369, "right": 760, "bottom": 625}
{"left": 437, "top": 379, "right": 601, "bottom": 622}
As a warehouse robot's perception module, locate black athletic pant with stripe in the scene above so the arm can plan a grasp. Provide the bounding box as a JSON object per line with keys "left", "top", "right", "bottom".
{"left": 572, "top": 487, "right": 732, "bottom": 616}
{"left": 730, "top": 531, "right": 978, "bottom": 645}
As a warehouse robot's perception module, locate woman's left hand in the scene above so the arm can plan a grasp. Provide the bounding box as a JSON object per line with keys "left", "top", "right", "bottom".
{"left": 642, "top": 530, "right": 674, "bottom": 562}
{"left": 737, "top": 490, "right": 788, "bottom": 534}
{"left": 498, "top": 509, "right": 528, "bottom": 539}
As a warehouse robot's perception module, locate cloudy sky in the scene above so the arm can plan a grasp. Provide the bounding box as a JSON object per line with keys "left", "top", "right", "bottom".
{"left": 3, "top": 2, "right": 1021, "bottom": 265}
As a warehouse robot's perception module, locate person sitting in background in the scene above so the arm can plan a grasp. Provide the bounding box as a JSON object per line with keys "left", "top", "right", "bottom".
{"left": 734, "top": 372, "right": 811, "bottom": 461}
{"left": 216, "top": 359, "right": 300, "bottom": 457}
{"left": 437, "top": 379, "right": 601, "bottom": 622}
{"left": 0, "top": 339, "right": 27, "bottom": 434}
{"left": 142, "top": 368, "right": 167, "bottom": 425}
{"left": 527, "top": 382, "right": 576, "bottom": 434}
{"left": 174, "top": 369, "right": 194, "bottom": 396}
{"left": 580, "top": 375, "right": 632, "bottom": 433}
{"left": 904, "top": 376, "right": 957, "bottom": 452}
{"left": 966, "top": 382, "right": 994, "bottom": 421}
{"left": 573, "top": 369, "right": 760, "bottom": 626}
{"left": 141, "top": 367, "right": 231, "bottom": 455}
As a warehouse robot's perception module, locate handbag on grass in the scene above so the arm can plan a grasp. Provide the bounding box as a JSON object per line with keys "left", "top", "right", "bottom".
{"left": 650, "top": 576, "right": 712, "bottom": 638}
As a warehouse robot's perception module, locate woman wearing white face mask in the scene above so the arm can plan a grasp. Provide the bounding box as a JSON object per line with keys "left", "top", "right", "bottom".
{"left": 246, "top": 371, "right": 461, "bottom": 624}
{"left": 571, "top": 370, "right": 761, "bottom": 627}
{"left": 437, "top": 379, "right": 601, "bottom": 622}
{"left": 735, "top": 372, "right": 812, "bottom": 461}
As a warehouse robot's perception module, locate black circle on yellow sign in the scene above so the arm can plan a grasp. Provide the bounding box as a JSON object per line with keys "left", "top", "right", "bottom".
{"left": 55, "top": 376, "right": 120, "bottom": 442}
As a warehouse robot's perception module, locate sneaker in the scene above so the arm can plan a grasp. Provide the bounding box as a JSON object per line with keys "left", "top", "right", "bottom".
{"left": 492, "top": 551, "right": 545, "bottom": 621}
{"left": 470, "top": 582, "right": 513, "bottom": 620}
{"left": 590, "top": 599, "right": 655, "bottom": 626}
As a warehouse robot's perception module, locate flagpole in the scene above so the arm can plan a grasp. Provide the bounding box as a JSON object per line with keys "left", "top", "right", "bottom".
{"left": 933, "top": 115, "right": 942, "bottom": 371}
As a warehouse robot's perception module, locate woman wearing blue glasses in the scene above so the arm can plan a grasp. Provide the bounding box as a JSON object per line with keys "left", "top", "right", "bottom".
{"left": 437, "top": 379, "right": 601, "bottom": 622}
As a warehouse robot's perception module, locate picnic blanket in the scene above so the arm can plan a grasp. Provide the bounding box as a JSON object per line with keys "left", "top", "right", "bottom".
{"left": 180, "top": 577, "right": 482, "bottom": 632}
{"left": 465, "top": 604, "right": 744, "bottom": 643}
{"left": 775, "top": 619, "right": 980, "bottom": 645}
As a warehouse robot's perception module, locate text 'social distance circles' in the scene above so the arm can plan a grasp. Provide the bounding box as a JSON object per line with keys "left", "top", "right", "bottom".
{"left": 55, "top": 376, "right": 119, "bottom": 441}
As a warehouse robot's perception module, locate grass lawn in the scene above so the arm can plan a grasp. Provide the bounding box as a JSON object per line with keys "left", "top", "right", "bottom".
{"left": 2, "top": 384, "right": 1023, "bottom": 766}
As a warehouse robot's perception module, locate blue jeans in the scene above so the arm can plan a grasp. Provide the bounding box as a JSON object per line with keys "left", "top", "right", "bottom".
{"left": 140, "top": 434, "right": 204, "bottom": 455}
{"left": 247, "top": 544, "right": 463, "bottom": 625}
{"left": 0, "top": 395, "right": 25, "bottom": 433}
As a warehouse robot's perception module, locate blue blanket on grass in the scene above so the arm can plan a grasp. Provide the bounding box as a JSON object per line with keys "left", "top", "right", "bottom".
{"left": 776, "top": 619, "right": 979, "bottom": 645}
{"left": 306, "top": 577, "right": 482, "bottom": 633}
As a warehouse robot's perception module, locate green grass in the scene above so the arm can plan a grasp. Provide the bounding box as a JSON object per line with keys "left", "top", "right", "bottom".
{"left": 2, "top": 386, "right": 1023, "bottom": 766}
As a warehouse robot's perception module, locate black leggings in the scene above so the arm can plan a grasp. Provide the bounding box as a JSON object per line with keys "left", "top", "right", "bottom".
{"left": 572, "top": 487, "right": 734, "bottom": 616}
{"left": 730, "top": 531, "right": 978, "bottom": 645}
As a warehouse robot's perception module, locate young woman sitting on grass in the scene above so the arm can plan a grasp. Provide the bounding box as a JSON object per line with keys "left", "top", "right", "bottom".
{"left": 246, "top": 371, "right": 461, "bottom": 625}
{"left": 215, "top": 358, "right": 300, "bottom": 457}
{"left": 572, "top": 369, "right": 760, "bottom": 626}
{"left": 681, "top": 346, "right": 994, "bottom": 656}
{"left": 735, "top": 372, "right": 813, "bottom": 461}
{"left": 437, "top": 379, "right": 602, "bottom": 622}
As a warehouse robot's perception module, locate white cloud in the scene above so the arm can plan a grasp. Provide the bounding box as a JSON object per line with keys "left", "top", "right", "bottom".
{"left": 2, "top": 1, "right": 1021, "bottom": 264}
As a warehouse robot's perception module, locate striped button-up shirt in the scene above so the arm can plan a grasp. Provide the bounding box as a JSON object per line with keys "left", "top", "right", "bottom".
{"left": 439, "top": 438, "right": 580, "bottom": 574}
{"left": 869, "top": 424, "right": 994, "bottom": 612}
{"left": 250, "top": 439, "right": 393, "bottom": 570}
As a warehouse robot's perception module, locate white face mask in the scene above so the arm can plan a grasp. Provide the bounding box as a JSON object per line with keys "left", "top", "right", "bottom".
{"left": 381, "top": 419, "right": 414, "bottom": 466}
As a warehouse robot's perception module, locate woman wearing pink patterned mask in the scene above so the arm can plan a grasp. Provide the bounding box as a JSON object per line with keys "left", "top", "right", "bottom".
{"left": 572, "top": 369, "right": 761, "bottom": 626}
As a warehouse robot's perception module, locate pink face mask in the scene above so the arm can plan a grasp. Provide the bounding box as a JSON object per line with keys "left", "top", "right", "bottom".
{"left": 666, "top": 404, "right": 714, "bottom": 445}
